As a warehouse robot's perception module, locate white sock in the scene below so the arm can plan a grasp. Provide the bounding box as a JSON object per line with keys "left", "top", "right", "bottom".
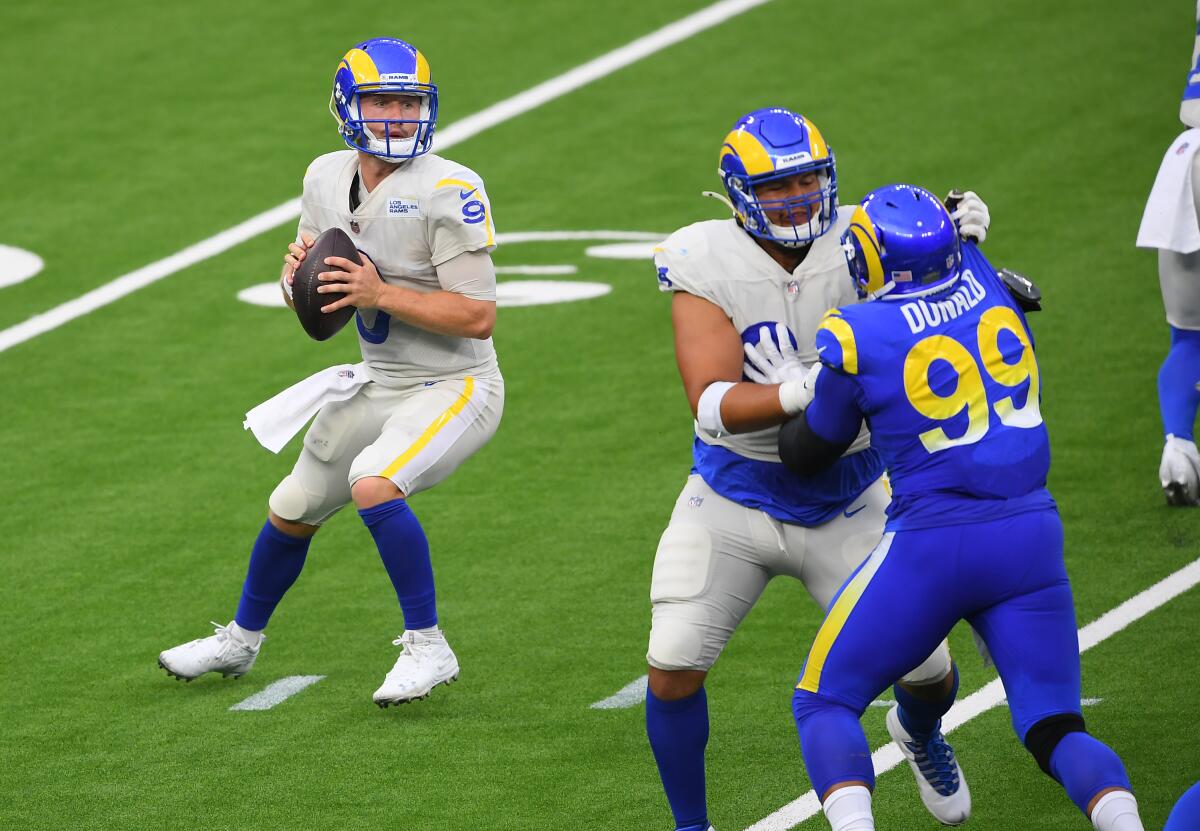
{"left": 822, "top": 785, "right": 874, "bottom": 831}
{"left": 1091, "top": 790, "right": 1144, "bottom": 831}
{"left": 413, "top": 626, "right": 442, "bottom": 640}
{"left": 230, "top": 621, "right": 263, "bottom": 648}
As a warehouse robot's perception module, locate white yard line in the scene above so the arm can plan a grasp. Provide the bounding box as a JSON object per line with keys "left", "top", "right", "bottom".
{"left": 591, "top": 675, "right": 649, "bottom": 709}
{"left": 745, "top": 557, "right": 1200, "bottom": 831}
{"left": 228, "top": 675, "right": 326, "bottom": 711}
{"left": 0, "top": 0, "right": 769, "bottom": 356}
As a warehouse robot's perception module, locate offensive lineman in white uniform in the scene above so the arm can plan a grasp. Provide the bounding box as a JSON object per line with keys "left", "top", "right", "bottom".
{"left": 644, "top": 108, "right": 989, "bottom": 831}
{"left": 159, "top": 37, "right": 504, "bottom": 707}
{"left": 1136, "top": 1, "right": 1200, "bottom": 506}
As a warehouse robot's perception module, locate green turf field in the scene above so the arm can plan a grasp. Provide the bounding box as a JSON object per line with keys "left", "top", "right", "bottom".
{"left": 2, "top": 1, "right": 1199, "bottom": 828}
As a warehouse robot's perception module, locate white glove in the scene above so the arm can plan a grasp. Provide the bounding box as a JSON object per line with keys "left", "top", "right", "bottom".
{"left": 743, "top": 323, "right": 808, "bottom": 384}
{"left": 945, "top": 190, "right": 990, "bottom": 244}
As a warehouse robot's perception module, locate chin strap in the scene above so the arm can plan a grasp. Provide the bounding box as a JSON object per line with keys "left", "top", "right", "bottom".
{"left": 701, "top": 190, "right": 737, "bottom": 216}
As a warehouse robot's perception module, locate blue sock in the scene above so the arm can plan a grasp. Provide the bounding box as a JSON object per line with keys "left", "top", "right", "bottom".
{"left": 893, "top": 663, "right": 959, "bottom": 740}
{"left": 359, "top": 498, "right": 437, "bottom": 630}
{"left": 646, "top": 687, "right": 709, "bottom": 831}
{"left": 1165, "top": 781, "right": 1200, "bottom": 831}
{"left": 1048, "top": 731, "right": 1132, "bottom": 815}
{"left": 1158, "top": 326, "right": 1200, "bottom": 440}
{"left": 234, "top": 520, "right": 313, "bottom": 631}
{"left": 793, "top": 689, "right": 875, "bottom": 797}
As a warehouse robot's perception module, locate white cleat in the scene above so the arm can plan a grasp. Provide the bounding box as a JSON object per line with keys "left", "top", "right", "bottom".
{"left": 158, "top": 621, "right": 262, "bottom": 681}
{"left": 886, "top": 704, "right": 971, "bottom": 826}
{"left": 1160, "top": 435, "right": 1200, "bottom": 506}
{"left": 372, "top": 629, "right": 460, "bottom": 707}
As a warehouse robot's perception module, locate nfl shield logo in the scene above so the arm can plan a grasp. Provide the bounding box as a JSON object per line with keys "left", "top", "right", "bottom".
{"left": 688, "top": 496, "right": 704, "bottom": 508}
{"left": 787, "top": 280, "right": 799, "bottom": 297}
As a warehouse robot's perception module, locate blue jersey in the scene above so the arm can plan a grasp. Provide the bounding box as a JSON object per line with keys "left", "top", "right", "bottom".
{"left": 807, "top": 243, "right": 1055, "bottom": 530}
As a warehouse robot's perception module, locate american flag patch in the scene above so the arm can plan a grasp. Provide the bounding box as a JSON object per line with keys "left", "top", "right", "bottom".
{"left": 891, "top": 270, "right": 913, "bottom": 282}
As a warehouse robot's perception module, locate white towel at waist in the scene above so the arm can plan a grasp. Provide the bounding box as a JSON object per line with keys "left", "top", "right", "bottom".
{"left": 1137, "top": 128, "right": 1200, "bottom": 253}
{"left": 244, "top": 362, "right": 369, "bottom": 454}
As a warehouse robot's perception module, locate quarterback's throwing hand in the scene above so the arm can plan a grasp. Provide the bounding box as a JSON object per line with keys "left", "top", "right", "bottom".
{"left": 318, "top": 252, "right": 384, "bottom": 313}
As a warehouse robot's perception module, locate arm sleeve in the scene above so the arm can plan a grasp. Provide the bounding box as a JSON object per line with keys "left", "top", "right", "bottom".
{"left": 804, "top": 368, "right": 865, "bottom": 445}
{"left": 426, "top": 170, "right": 496, "bottom": 266}
{"left": 434, "top": 249, "right": 497, "bottom": 301}
{"left": 778, "top": 369, "right": 865, "bottom": 476}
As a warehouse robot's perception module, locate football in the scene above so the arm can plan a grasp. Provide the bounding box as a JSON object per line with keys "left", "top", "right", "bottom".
{"left": 291, "top": 227, "right": 361, "bottom": 341}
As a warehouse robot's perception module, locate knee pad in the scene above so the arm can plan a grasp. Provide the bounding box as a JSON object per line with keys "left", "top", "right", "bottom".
{"left": 900, "top": 639, "right": 953, "bottom": 686}
{"left": 646, "top": 614, "right": 709, "bottom": 672}
{"left": 269, "top": 475, "right": 318, "bottom": 523}
{"left": 1024, "top": 712, "right": 1087, "bottom": 777}
{"left": 792, "top": 689, "right": 877, "bottom": 794}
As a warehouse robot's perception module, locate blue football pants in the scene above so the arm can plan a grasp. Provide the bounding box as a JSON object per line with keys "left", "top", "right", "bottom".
{"left": 795, "top": 509, "right": 1081, "bottom": 742}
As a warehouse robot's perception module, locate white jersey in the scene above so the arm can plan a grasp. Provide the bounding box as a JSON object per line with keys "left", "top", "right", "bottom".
{"left": 1137, "top": 130, "right": 1200, "bottom": 255}
{"left": 654, "top": 211, "right": 872, "bottom": 463}
{"left": 298, "top": 150, "right": 500, "bottom": 385}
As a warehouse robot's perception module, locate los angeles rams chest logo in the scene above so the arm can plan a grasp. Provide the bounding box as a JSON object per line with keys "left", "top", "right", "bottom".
{"left": 387, "top": 198, "right": 421, "bottom": 217}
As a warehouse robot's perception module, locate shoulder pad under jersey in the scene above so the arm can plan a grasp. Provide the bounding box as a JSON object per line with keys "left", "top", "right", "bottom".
{"left": 997, "top": 267, "right": 1041, "bottom": 312}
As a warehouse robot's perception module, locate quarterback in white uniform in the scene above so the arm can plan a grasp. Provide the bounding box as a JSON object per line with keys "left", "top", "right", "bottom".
{"left": 159, "top": 37, "right": 503, "bottom": 707}
{"left": 644, "top": 108, "right": 990, "bottom": 831}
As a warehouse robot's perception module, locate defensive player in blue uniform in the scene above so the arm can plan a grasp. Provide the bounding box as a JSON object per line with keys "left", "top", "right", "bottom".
{"left": 778, "top": 185, "right": 1145, "bottom": 831}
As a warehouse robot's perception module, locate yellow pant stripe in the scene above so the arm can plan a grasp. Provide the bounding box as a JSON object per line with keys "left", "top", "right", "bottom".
{"left": 380, "top": 377, "right": 476, "bottom": 479}
{"left": 797, "top": 533, "right": 894, "bottom": 693}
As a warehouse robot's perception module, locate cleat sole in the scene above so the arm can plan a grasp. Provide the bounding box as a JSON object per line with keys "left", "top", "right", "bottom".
{"left": 1164, "top": 482, "right": 1199, "bottom": 507}
{"left": 373, "top": 672, "right": 459, "bottom": 708}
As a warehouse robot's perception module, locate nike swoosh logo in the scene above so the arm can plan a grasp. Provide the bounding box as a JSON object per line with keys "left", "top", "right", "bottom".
{"left": 843, "top": 504, "right": 866, "bottom": 519}
{"left": 816, "top": 345, "right": 827, "bottom": 354}
{"left": 459, "top": 188, "right": 478, "bottom": 199}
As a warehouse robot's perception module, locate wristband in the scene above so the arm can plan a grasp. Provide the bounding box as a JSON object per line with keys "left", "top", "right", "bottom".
{"left": 778, "top": 380, "right": 806, "bottom": 416}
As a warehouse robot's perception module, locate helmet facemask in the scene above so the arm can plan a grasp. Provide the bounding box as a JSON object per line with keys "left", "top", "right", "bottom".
{"left": 724, "top": 157, "right": 838, "bottom": 248}
{"left": 330, "top": 84, "right": 438, "bottom": 163}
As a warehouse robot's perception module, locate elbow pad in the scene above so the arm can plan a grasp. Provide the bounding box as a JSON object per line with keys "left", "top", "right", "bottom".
{"left": 697, "top": 381, "right": 736, "bottom": 435}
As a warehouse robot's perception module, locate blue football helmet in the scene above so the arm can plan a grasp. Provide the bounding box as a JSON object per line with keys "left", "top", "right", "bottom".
{"left": 842, "top": 184, "right": 962, "bottom": 301}
{"left": 329, "top": 37, "right": 438, "bottom": 162}
{"left": 718, "top": 108, "right": 838, "bottom": 247}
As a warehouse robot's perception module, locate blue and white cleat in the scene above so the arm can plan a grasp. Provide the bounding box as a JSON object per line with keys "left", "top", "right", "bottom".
{"left": 886, "top": 704, "right": 970, "bottom": 826}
